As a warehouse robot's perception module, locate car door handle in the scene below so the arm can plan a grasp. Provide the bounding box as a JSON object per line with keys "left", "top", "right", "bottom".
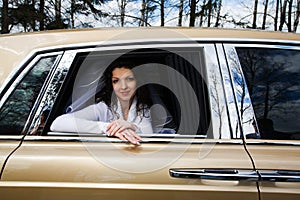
{"left": 259, "top": 170, "right": 300, "bottom": 182}
{"left": 169, "top": 168, "right": 259, "bottom": 182}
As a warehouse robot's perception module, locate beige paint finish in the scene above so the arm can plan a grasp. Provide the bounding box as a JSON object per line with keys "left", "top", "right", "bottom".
{"left": 0, "top": 136, "right": 23, "bottom": 171}
{"left": 246, "top": 141, "right": 300, "bottom": 200}
{"left": 0, "top": 137, "right": 258, "bottom": 200}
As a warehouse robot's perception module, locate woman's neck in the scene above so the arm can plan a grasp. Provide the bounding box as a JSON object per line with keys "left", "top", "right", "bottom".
{"left": 119, "top": 100, "right": 130, "bottom": 120}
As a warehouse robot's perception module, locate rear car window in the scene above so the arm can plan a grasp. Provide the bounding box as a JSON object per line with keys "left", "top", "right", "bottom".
{"left": 236, "top": 47, "right": 300, "bottom": 140}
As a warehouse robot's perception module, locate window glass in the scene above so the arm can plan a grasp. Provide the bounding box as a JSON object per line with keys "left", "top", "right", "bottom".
{"left": 236, "top": 47, "right": 300, "bottom": 140}
{"left": 49, "top": 48, "right": 211, "bottom": 136}
{"left": 0, "top": 56, "right": 57, "bottom": 135}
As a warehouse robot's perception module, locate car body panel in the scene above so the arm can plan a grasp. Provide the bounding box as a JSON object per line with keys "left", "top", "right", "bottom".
{"left": 0, "top": 136, "right": 258, "bottom": 200}
{"left": 0, "top": 136, "right": 23, "bottom": 173}
{"left": 246, "top": 141, "right": 300, "bottom": 200}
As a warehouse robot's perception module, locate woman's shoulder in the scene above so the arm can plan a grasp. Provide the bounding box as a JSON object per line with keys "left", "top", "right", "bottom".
{"left": 95, "top": 101, "right": 109, "bottom": 109}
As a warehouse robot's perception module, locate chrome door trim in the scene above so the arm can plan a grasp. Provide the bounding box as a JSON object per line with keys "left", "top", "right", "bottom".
{"left": 259, "top": 170, "right": 300, "bottom": 182}
{"left": 169, "top": 168, "right": 259, "bottom": 182}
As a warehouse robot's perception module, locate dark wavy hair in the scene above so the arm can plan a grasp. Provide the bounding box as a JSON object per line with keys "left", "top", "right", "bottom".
{"left": 96, "top": 61, "right": 151, "bottom": 118}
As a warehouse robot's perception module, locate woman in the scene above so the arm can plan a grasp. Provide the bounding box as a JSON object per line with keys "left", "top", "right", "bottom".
{"left": 50, "top": 62, "right": 153, "bottom": 145}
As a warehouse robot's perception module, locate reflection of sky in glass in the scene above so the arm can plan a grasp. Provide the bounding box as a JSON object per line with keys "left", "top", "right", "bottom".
{"left": 237, "top": 47, "right": 300, "bottom": 134}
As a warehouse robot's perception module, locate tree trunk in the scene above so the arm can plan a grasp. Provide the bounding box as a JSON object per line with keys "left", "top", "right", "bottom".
{"left": 140, "top": 0, "right": 146, "bottom": 26}
{"left": 287, "top": 0, "right": 293, "bottom": 32}
{"left": 178, "top": 0, "right": 184, "bottom": 26}
{"left": 39, "top": 0, "right": 45, "bottom": 30}
{"left": 199, "top": 0, "right": 206, "bottom": 27}
{"left": 214, "top": 0, "right": 222, "bottom": 27}
{"left": 120, "top": 0, "right": 126, "bottom": 27}
{"left": 55, "top": 0, "right": 62, "bottom": 22}
{"left": 207, "top": 0, "right": 213, "bottom": 27}
{"left": 1, "top": 0, "right": 9, "bottom": 34}
{"left": 252, "top": 0, "right": 259, "bottom": 29}
{"left": 160, "top": 0, "right": 165, "bottom": 26}
{"left": 71, "top": 0, "right": 75, "bottom": 28}
{"left": 189, "top": 0, "right": 197, "bottom": 27}
{"left": 279, "top": 0, "right": 288, "bottom": 31}
{"left": 274, "top": 0, "right": 280, "bottom": 31}
{"left": 262, "top": 0, "right": 269, "bottom": 29}
{"left": 294, "top": 0, "right": 300, "bottom": 32}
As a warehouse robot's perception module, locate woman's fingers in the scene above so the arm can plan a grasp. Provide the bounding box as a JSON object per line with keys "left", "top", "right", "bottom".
{"left": 107, "top": 122, "right": 120, "bottom": 136}
{"left": 106, "top": 120, "right": 136, "bottom": 136}
{"left": 112, "top": 129, "right": 141, "bottom": 145}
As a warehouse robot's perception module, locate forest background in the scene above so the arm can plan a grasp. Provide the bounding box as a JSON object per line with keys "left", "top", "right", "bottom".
{"left": 1, "top": 0, "right": 300, "bottom": 34}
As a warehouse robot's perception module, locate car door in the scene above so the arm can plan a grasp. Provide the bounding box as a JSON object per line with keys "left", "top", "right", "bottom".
{"left": 0, "top": 42, "right": 259, "bottom": 200}
{"left": 224, "top": 43, "right": 300, "bottom": 200}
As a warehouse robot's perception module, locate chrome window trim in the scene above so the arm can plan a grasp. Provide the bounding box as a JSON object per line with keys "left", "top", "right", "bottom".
{"left": 24, "top": 135, "right": 249, "bottom": 145}
{"left": 0, "top": 52, "right": 63, "bottom": 109}
{"left": 214, "top": 43, "right": 241, "bottom": 139}
{"left": 226, "top": 43, "right": 300, "bottom": 50}
{"left": 221, "top": 44, "right": 258, "bottom": 139}
{"left": 27, "top": 51, "right": 75, "bottom": 135}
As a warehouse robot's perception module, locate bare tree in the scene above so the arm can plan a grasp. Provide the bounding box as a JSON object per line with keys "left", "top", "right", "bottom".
{"left": 274, "top": 0, "right": 280, "bottom": 31}
{"left": 55, "top": 0, "right": 62, "bottom": 23}
{"left": 1, "top": 0, "right": 9, "bottom": 33}
{"left": 39, "top": 0, "right": 45, "bottom": 30}
{"left": 262, "top": 0, "right": 269, "bottom": 29}
{"left": 199, "top": 0, "right": 206, "bottom": 27}
{"left": 189, "top": 0, "right": 197, "bottom": 27}
{"left": 177, "top": 0, "right": 184, "bottom": 26}
{"left": 294, "top": 0, "right": 300, "bottom": 32}
{"left": 214, "top": 0, "right": 222, "bottom": 27}
{"left": 160, "top": 0, "right": 165, "bottom": 26}
{"left": 140, "top": 0, "right": 147, "bottom": 26}
{"left": 287, "top": 0, "right": 294, "bottom": 32}
{"left": 119, "top": 0, "right": 127, "bottom": 27}
{"left": 279, "top": 0, "right": 288, "bottom": 31}
{"left": 252, "top": 0, "right": 259, "bottom": 28}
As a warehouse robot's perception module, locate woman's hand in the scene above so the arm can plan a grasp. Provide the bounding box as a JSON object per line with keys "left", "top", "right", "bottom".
{"left": 106, "top": 119, "right": 141, "bottom": 145}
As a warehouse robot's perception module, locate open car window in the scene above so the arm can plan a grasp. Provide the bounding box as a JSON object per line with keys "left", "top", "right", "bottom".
{"left": 34, "top": 46, "right": 213, "bottom": 137}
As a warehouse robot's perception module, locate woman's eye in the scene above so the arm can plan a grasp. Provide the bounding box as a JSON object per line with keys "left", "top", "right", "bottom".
{"left": 127, "top": 77, "right": 135, "bottom": 81}
{"left": 112, "top": 79, "right": 119, "bottom": 84}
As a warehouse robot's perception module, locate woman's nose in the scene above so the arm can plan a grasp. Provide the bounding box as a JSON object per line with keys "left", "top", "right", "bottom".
{"left": 120, "top": 80, "right": 127, "bottom": 89}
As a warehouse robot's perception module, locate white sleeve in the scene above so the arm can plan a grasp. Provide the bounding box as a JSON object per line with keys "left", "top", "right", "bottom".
{"left": 50, "top": 103, "right": 110, "bottom": 134}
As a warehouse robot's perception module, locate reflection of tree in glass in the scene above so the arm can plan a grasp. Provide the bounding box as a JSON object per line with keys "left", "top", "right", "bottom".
{"left": 210, "top": 69, "right": 225, "bottom": 139}
{"left": 237, "top": 48, "right": 299, "bottom": 121}
{"left": 227, "top": 48, "right": 253, "bottom": 138}
{"left": 0, "top": 57, "right": 56, "bottom": 135}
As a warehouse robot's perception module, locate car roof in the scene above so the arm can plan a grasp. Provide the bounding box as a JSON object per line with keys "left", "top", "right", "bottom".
{"left": 1, "top": 27, "right": 300, "bottom": 86}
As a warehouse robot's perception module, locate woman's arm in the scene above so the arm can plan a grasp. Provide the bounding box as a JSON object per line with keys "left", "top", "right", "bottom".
{"left": 50, "top": 103, "right": 110, "bottom": 134}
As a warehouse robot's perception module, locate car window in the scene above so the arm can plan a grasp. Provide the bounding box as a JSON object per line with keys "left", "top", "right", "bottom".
{"left": 236, "top": 46, "right": 300, "bottom": 140}
{"left": 0, "top": 55, "right": 59, "bottom": 135}
{"left": 44, "top": 47, "right": 213, "bottom": 136}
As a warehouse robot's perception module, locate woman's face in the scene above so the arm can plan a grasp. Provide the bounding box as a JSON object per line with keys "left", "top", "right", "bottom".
{"left": 111, "top": 67, "right": 137, "bottom": 104}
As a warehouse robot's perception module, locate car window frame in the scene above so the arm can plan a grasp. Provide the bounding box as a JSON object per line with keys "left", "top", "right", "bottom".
{"left": 25, "top": 41, "right": 240, "bottom": 142}
{"left": 224, "top": 42, "right": 300, "bottom": 142}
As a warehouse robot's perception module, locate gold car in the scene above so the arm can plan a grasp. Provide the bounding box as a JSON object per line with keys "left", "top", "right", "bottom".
{"left": 0, "top": 28, "right": 299, "bottom": 200}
